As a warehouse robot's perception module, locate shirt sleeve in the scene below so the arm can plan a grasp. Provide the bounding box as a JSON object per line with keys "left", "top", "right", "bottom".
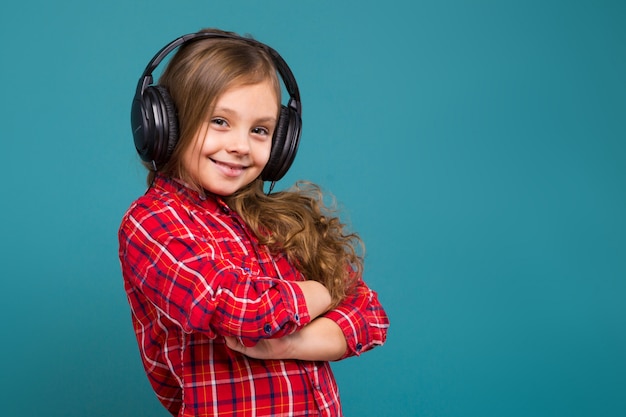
{"left": 118, "top": 200, "right": 311, "bottom": 345}
{"left": 322, "top": 276, "right": 390, "bottom": 359}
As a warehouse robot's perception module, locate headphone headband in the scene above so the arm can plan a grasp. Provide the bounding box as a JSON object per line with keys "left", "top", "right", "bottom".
{"left": 136, "top": 32, "right": 301, "bottom": 111}
{"left": 131, "top": 31, "right": 303, "bottom": 182}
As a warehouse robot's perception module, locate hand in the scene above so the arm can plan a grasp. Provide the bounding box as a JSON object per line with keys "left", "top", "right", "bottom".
{"left": 224, "top": 335, "right": 295, "bottom": 360}
{"left": 224, "top": 318, "right": 347, "bottom": 362}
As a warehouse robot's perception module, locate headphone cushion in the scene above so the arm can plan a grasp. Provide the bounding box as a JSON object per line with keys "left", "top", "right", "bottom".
{"left": 262, "top": 106, "right": 289, "bottom": 181}
{"left": 262, "top": 105, "right": 301, "bottom": 181}
{"left": 140, "top": 85, "right": 179, "bottom": 166}
{"left": 152, "top": 85, "right": 179, "bottom": 165}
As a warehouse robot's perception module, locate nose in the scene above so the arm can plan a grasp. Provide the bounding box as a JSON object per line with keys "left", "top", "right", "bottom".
{"left": 226, "top": 128, "right": 250, "bottom": 155}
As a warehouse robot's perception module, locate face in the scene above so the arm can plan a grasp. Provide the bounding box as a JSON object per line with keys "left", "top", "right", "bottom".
{"left": 182, "top": 80, "right": 279, "bottom": 196}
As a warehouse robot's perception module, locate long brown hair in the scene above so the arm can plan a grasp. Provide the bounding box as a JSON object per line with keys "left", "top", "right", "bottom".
{"left": 226, "top": 180, "right": 362, "bottom": 307}
{"left": 147, "top": 28, "right": 362, "bottom": 306}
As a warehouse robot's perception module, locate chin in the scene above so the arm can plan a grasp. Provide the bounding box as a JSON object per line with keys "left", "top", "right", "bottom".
{"left": 204, "top": 183, "right": 243, "bottom": 197}
{"left": 201, "top": 175, "right": 260, "bottom": 196}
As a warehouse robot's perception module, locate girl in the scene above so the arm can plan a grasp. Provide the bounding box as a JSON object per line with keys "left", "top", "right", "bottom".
{"left": 119, "top": 28, "right": 389, "bottom": 417}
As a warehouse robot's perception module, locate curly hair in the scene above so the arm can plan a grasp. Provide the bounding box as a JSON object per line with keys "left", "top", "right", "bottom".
{"left": 226, "top": 179, "right": 363, "bottom": 307}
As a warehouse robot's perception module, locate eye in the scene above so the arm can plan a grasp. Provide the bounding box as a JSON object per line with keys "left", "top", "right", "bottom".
{"left": 211, "top": 117, "right": 229, "bottom": 128}
{"left": 251, "top": 126, "right": 271, "bottom": 136}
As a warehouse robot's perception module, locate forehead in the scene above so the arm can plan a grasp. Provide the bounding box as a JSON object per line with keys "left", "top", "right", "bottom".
{"left": 209, "top": 80, "right": 279, "bottom": 124}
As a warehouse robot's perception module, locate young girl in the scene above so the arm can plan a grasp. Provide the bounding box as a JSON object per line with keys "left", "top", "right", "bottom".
{"left": 119, "top": 28, "right": 389, "bottom": 417}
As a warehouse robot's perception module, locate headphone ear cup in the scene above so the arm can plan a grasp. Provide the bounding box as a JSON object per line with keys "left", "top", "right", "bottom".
{"left": 131, "top": 85, "right": 179, "bottom": 167}
{"left": 262, "top": 105, "right": 301, "bottom": 182}
{"left": 262, "top": 106, "right": 289, "bottom": 181}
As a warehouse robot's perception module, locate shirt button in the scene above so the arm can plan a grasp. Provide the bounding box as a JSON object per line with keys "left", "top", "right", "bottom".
{"left": 294, "top": 313, "right": 300, "bottom": 322}
{"left": 263, "top": 323, "right": 273, "bottom": 334}
{"left": 355, "top": 342, "right": 363, "bottom": 352}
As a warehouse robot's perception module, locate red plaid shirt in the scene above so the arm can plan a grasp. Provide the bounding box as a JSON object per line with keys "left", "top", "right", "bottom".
{"left": 118, "top": 175, "right": 389, "bottom": 417}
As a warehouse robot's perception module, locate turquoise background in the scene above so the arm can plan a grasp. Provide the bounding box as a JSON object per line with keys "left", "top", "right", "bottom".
{"left": 1, "top": 0, "right": 624, "bottom": 416}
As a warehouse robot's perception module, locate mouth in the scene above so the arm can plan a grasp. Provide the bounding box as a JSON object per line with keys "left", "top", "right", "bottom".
{"left": 210, "top": 158, "right": 249, "bottom": 177}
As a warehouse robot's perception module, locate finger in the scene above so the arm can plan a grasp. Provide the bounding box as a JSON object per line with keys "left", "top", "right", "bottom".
{"left": 224, "top": 336, "right": 243, "bottom": 352}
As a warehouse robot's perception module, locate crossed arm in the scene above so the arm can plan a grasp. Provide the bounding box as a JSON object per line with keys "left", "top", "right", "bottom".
{"left": 225, "top": 280, "right": 347, "bottom": 361}
{"left": 226, "top": 278, "right": 389, "bottom": 362}
{"left": 225, "top": 315, "right": 347, "bottom": 361}
{"left": 121, "top": 199, "right": 387, "bottom": 363}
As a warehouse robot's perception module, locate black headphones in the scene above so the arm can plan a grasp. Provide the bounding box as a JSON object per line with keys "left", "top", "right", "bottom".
{"left": 131, "top": 31, "right": 302, "bottom": 182}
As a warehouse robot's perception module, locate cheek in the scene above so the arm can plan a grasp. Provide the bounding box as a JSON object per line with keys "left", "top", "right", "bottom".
{"left": 257, "top": 140, "right": 273, "bottom": 165}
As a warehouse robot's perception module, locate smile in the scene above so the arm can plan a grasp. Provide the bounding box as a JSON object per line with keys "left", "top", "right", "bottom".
{"left": 211, "top": 158, "right": 249, "bottom": 177}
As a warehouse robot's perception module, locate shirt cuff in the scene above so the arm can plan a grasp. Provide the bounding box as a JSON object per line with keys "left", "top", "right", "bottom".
{"left": 242, "top": 278, "right": 311, "bottom": 346}
{"left": 323, "top": 307, "right": 365, "bottom": 359}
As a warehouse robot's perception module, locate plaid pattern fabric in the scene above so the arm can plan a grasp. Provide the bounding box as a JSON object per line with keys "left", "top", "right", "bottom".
{"left": 118, "top": 175, "right": 389, "bottom": 416}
